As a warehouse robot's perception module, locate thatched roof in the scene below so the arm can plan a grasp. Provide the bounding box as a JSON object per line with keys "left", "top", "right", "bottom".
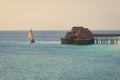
{"left": 65, "top": 32, "right": 76, "bottom": 38}
{"left": 76, "top": 28, "right": 88, "bottom": 39}
{"left": 64, "top": 26, "right": 94, "bottom": 39}
{"left": 84, "top": 28, "right": 93, "bottom": 38}
{"left": 75, "top": 27, "right": 93, "bottom": 39}
{"left": 71, "top": 26, "right": 83, "bottom": 33}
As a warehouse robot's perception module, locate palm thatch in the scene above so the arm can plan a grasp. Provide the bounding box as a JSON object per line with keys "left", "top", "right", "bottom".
{"left": 65, "top": 27, "right": 94, "bottom": 39}
{"left": 75, "top": 28, "right": 88, "bottom": 39}
{"left": 70, "top": 26, "right": 83, "bottom": 33}
{"left": 84, "top": 28, "right": 94, "bottom": 39}
{"left": 65, "top": 32, "right": 76, "bottom": 38}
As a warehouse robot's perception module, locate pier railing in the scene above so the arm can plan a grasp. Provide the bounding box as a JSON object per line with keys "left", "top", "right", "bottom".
{"left": 93, "top": 34, "right": 120, "bottom": 44}
{"left": 94, "top": 34, "right": 120, "bottom": 37}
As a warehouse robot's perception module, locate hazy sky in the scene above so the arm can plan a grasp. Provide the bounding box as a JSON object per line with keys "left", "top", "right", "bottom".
{"left": 0, "top": 0, "right": 120, "bottom": 30}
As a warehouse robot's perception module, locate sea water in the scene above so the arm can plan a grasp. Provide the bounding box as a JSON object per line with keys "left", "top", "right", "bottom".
{"left": 0, "top": 31, "right": 120, "bottom": 80}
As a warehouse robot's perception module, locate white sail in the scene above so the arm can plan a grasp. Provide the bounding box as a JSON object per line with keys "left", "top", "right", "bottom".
{"left": 28, "top": 29, "right": 34, "bottom": 39}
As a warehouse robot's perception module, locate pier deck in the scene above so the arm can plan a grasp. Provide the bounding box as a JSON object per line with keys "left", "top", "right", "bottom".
{"left": 93, "top": 34, "right": 120, "bottom": 44}
{"left": 94, "top": 34, "right": 120, "bottom": 37}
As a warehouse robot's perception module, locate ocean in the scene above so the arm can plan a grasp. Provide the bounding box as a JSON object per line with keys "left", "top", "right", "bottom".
{"left": 0, "top": 31, "right": 120, "bottom": 80}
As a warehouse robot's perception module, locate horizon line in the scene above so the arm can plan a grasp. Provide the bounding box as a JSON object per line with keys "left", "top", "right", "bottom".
{"left": 0, "top": 29, "right": 120, "bottom": 31}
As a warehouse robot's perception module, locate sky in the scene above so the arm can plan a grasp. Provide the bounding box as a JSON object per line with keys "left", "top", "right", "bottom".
{"left": 0, "top": 0, "right": 120, "bottom": 30}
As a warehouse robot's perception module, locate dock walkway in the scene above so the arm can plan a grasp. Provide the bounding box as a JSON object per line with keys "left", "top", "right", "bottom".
{"left": 94, "top": 34, "right": 120, "bottom": 37}
{"left": 93, "top": 34, "right": 120, "bottom": 44}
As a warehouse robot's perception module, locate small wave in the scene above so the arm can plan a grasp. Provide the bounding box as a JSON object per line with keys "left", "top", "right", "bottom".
{"left": 6, "top": 41, "right": 61, "bottom": 45}
{"left": 36, "top": 41, "right": 60, "bottom": 44}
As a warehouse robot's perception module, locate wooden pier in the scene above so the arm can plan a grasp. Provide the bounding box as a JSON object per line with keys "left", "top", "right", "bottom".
{"left": 94, "top": 34, "right": 120, "bottom": 37}
{"left": 61, "top": 26, "right": 120, "bottom": 45}
{"left": 94, "top": 34, "right": 120, "bottom": 44}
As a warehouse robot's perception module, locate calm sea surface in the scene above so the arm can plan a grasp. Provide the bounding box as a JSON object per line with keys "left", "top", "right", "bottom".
{"left": 0, "top": 31, "right": 120, "bottom": 80}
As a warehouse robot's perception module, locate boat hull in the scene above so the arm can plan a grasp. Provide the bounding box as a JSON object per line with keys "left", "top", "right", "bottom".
{"left": 30, "top": 38, "right": 35, "bottom": 43}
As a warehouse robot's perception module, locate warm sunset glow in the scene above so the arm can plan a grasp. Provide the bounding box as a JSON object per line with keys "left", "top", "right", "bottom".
{"left": 0, "top": 0, "right": 120, "bottom": 30}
